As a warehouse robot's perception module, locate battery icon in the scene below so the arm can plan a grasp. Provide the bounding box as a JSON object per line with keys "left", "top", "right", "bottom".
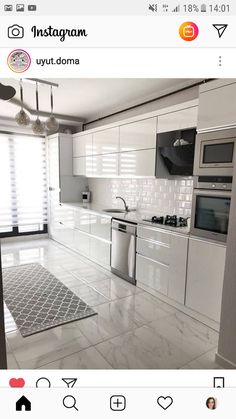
{"left": 201, "top": 4, "right": 207, "bottom": 12}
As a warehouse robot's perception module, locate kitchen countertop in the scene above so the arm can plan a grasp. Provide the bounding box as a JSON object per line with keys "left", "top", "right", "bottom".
{"left": 62, "top": 202, "right": 190, "bottom": 236}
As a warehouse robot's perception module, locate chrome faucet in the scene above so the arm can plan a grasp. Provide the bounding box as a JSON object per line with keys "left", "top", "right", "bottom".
{"left": 116, "top": 196, "right": 129, "bottom": 212}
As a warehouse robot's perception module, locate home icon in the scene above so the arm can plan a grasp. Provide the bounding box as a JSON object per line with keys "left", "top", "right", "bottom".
{"left": 16, "top": 396, "right": 31, "bottom": 411}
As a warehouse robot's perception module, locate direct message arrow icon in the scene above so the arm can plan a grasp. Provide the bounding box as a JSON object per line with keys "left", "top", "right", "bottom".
{"left": 213, "top": 24, "right": 228, "bottom": 38}
{"left": 62, "top": 378, "right": 77, "bottom": 388}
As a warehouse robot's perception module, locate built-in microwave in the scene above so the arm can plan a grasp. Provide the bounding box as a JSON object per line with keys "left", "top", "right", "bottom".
{"left": 190, "top": 177, "right": 232, "bottom": 243}
{"left": 194, "top": 128, "right": 236, "bottom": 176}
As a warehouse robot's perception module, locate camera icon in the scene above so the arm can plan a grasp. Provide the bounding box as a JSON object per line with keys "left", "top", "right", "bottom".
{"left": 8, "top": 24, "right": 24, "bottom": 39}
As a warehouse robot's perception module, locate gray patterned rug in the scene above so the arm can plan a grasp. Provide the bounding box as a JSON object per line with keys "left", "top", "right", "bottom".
{"left": 3, "top": 263, "right": 97, "bottom": 337}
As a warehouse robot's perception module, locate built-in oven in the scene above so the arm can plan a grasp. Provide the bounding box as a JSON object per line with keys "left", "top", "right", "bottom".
{"left": 190, "top": 177, "right": 232, "bottom": 243}
{"left": 194, "top": 128, "right": 236, "bottom": 176}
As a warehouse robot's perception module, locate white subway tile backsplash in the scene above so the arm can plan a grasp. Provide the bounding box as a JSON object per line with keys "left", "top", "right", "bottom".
{"left": 88, "top": 177, "right": 193, "bottom": 217}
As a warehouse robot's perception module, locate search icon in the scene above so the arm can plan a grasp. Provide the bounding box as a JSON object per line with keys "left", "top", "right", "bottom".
{"left": 63, "top": 395, "right": 78, "bottom": 411}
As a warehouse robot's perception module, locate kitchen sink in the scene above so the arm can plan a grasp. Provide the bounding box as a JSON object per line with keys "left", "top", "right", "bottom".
{"left": 103, "top": 209, "right": 126, "bottom": 213}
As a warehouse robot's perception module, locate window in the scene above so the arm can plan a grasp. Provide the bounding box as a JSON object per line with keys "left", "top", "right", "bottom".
{"left": 0, "top": 133, "right": 48, "bottom": 237}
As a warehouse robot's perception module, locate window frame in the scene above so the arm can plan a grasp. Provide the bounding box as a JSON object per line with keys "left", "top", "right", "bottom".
{"left": 0, "top": 131, "right": 48, "bottom": 239}
{"left": 0, "top": 224, "right": 48, "bottom": 239}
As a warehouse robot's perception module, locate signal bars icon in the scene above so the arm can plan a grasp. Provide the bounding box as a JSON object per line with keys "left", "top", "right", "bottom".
{"left": 172, "top": 5, "right": 180, "bottom": 13}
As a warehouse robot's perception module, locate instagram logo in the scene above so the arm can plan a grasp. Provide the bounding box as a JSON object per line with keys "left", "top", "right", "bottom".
{"left": 179, "top": 22, "right": 199, "bottom": 41}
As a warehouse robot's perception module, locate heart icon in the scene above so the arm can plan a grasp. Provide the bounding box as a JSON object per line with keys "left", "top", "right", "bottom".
{"left": 157, "top": 396, "right": 173, "bottom": 410}
{"left": 9, "top": 378, "right": 25, "bottom": 388}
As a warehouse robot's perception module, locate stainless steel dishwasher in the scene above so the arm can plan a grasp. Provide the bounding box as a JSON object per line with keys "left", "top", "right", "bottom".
{"left": 111, "top": 219, "right": 137, "bottom": 285}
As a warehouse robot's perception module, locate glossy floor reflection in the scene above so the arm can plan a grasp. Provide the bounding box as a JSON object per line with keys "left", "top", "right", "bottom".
{"left": 1, "top": 238, "right": 222, "bottom": 369}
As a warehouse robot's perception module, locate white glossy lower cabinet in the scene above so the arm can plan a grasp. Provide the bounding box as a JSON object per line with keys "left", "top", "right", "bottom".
{"left": 90, "top": 237, "right": 111, "bottom": 268}
{"left": 185, "top": 237, "right": 226, "bottom": 323}
{"left": 49, "top": 221, "right": 65, "bottom": 245}
{"left": 90, "top": 213, "right": 111, "bottom": 241}
{"left": 136, "top": 225, "right": 188, "bottom": 304}
{"left": 74, "top": 229, "right": 90, "bottom": 258}
{"left": 137, "top": 237, "right": 169, "bottom": 266}
{"left": 61, "top": 225, "right": 74, "bottom": 247}
{"left": 74, "top": 209, "right": 90, "bottom": 233}
{"left": 50, "top": 207, "right": 112, "bottom": 269}
{"left": 136, "top": 254, "right": 169, "bottom": 296}
{"left": 50, "top": 221, "right": 74, "bottom": 248}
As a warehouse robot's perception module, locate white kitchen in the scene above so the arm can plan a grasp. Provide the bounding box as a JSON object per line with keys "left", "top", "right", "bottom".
{"left": 0, "top": 78, "right": 235, "bottom": 369}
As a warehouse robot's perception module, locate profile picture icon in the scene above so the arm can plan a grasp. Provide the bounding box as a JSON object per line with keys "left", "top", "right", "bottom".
{"left": 7, "top": 49, "right": 31, "bottom": 73}
{"left": 206, "top": 397, "right": 217, "bottom": 410}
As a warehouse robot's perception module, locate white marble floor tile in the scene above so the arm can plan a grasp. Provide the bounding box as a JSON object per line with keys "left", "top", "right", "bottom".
{"left": 75, "top": 310, "right": 131, "bottom": 346}
{"left": 1, "top": 238, "right": 222, "bottom": 370}
{"left": 39, "top": 347, "right": 112, "bottom": 369}
{"left": 55, "top": 273, "right": 87, "bottom": 289}
{"left": 71, "top": 284, "right": 109, "bottom": 307}
{"left": 180, "top": 348, "right": 223, "bottom": 369}
{"left": 6, "top": 339, "right": 20, "bottom": 369}
{"left": 95, "top": 324, "right": 195, "bottom": 369}
{"left": 71, "top": 265, "right": 111, "bottom": 284}
{"left": 4, "top": 305, "right": 17, "bottom": 334}
{"left": 90, "top": 277, "right": 143, "bottom": 301}
{"left": 7, "top": 322, "right": 92, "bottom": 369}
{"left": 137, "top": 291, "right": 178, "bottom": 318}
{"left": 96, "top": 293, "right": 176, "bottom": 332}
{"left": 95, "top": 297, "right": 141, "bottom": 334}
{"left": 7, "top": 353, "right": 20, "bottom": 369}
{"left": 149, "top": 311, "right": 218, "bottom": 359}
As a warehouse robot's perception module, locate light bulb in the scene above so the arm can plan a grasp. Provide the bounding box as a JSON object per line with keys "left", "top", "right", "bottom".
{"left": 32, "top": 117, "right": 45, "bottom": 134}
{"left": 15, "top": 109, "right": 30, "bottom": 126}
{"left": 45, "top": 115, "right": 59, "bottom": 133}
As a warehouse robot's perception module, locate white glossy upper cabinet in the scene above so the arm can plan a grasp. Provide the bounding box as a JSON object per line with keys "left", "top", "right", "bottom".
{"left": 119, "top": 149, "right": 156, "bottom": 177}
{"left": 157, "top": 106, "right": 198, "bottom": 133}
{"left": 197, "top": 80, "right": 236, "bottom": 131}
{"left": 93, "top": 127, "right": 119, "bottom": 155}
{"left": 73, "top": 133, "right": 93, "bottom": 157}
{"left": 73, "top": 156, "right": 93, "bottom": 177}
{"left": 58, "top": 133, "right": 74, "bottom": 175}
{"left": 119, "top": 117, "right": 157, "bottom": 152}
{"left": 185, "top": 237, "right": 226, "bottom": 323}
{"left": 93, "top": 153, "right": 119, "bottom": 177}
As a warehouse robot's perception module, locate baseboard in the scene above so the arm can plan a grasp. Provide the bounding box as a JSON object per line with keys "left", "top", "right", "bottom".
{"left": 215, "top": 352, "right": 236, "bottom": 369}
{"left": 1, "top": 234, "right": 49, "bottom": 243}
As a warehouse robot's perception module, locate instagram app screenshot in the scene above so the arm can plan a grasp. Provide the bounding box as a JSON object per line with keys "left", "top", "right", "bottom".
{"left": 1, "top": 0, "right": 236, "bottom": 417}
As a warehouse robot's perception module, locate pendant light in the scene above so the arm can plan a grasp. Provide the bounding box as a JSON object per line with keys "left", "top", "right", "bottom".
{"left": 0, "top": 82, "right": 16, "bottom": 100}
{"left": 15, "top": 79, "right": 30, "bottom": 126}
{"left": 45, "top": 86, "right": 59, "bottom": 134}
{"left": 32, "top": 82, "right": 45, "bottom": 134}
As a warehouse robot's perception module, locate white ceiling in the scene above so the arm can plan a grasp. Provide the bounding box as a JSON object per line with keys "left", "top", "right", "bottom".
{"left": 0, "top": 78, "right": 202, "bottom": 125}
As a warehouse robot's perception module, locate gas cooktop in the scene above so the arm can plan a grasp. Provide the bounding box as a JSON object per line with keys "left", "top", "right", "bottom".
{"left": 144, "top": 215, "right": 188, "bottom": 228}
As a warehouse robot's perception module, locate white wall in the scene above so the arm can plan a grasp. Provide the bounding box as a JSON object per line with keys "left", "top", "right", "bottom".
{"left": 217, "top": 161, "right": 236, "bottom": 368}
{"left": 84, "top": 85, "right": 199, "bottom": 130}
